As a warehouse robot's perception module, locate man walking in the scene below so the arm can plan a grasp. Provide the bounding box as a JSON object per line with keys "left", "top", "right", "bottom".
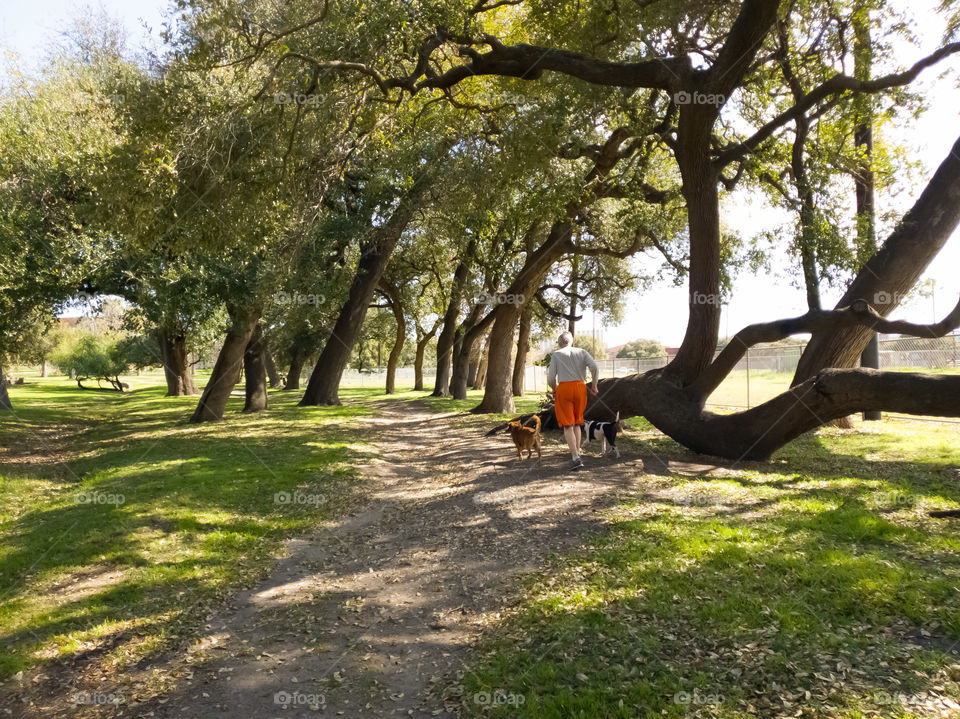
{"left": 547, "top": 332, "right": 599, "bottom": 470}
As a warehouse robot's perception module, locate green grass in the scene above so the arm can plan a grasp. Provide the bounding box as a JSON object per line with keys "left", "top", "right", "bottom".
{"left": 460, "top": 420, "right": 960, "bottom": 718}
{"left": 0, "top": 377, "right": 377, "bottom": 680}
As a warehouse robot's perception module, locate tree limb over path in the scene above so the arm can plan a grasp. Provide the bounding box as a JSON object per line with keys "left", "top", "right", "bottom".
{"left": 691, "top": 295, "right": 960, "bottom": 400}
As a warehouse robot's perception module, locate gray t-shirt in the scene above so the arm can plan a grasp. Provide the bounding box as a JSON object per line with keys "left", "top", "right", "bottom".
{"left": 547, "top": 346, "right": 599, "bottom": 384}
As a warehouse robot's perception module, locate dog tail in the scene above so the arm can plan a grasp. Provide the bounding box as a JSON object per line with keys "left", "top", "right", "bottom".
{"left": 533, "top": 415, "right": 541, "bottom": 433}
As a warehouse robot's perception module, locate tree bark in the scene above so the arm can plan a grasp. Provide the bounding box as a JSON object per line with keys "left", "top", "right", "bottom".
{"left": 0, "top": 362, "right": 10, "bottom": 410}
{"left": 382, "top": 280, "right": 406, "bottom": 395}
{"left": 413, "top": 319, "right": 440, "bottom": 392}
{"left": 190, "top": 307, "right": 259, "bottom": 423}
{"left": 264, "top": 346, "right": 282, "bottom": 389}
{"left": 470, "top": 219, "right": 571, "bottom": 411}
{"left": 472, "top": 305, "right": 520, "bottom": 413}
{"left": 300, "top": 159, "right": 444, "bottom": 406}
{"left": 512, "top": 302, "right": 532, "bottom": 396}
{"left": 243, "top": 324, "right": 269, "bottom": 413}
{"left": 473, "top": 337, "right": 489, "bottom": 391}
{"left": 568, "top": 254, "right": 580, "bottom": 333}
{"left": 285, "top": 353, "right": 305, "bottom": 390}
{"left": 666, "top": 112, "right": 723, "bottom": 383}
{"left": 431, "top": 238, "right": 476, "bottom": 397}
{"left": 158, "top": 328, "right": 199, "bottom": 396}
{"left": 853, "top": 7, "right": 881, "bottom": 421}
{"left": 451, "top": 302, "right": 486, "bottom": 400}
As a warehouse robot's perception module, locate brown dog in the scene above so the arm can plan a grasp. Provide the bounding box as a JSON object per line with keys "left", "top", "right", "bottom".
{"left": 508, "top": 415, "right": 542, "bottom": 461}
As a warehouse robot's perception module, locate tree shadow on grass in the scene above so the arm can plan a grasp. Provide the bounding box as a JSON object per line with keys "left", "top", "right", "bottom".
{"left": 462, "top": 498, "right": 960, "bottom": 718}
{"left": 0, "top": 386, "right": 376, "bottom": 680}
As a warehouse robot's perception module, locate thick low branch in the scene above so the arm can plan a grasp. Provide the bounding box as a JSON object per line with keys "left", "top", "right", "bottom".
{"left": 418, "top": 42, "right": 692, "bottom": 92}
{"left": 494, "top": 366, "right": 960, "bottom": 459}
{"left": 690, "top": 294, "right": 960, "bottom": 400}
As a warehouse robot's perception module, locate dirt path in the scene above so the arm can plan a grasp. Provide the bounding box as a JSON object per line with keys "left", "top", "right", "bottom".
{"left": 108, "top": 401, "right": 650, "bottom": 717}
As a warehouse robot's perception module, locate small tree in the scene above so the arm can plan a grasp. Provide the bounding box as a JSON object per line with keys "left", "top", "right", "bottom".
{"left": 52, "top": 332, "right": 129, "bottom": 391}
{"left": 617, "top": 339, "right": 666, "bottom": 359}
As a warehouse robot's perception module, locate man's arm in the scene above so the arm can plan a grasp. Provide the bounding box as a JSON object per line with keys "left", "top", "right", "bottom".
{"left": 585, "top": 352, "right": 599, "bottom": 395}
{"left": 547, "top": 355, "right": 557, "bottom": 390}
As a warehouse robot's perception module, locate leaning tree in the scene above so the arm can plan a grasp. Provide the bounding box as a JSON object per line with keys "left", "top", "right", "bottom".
{"left": 206, "top": 0, "right": 960, "bottom": 457}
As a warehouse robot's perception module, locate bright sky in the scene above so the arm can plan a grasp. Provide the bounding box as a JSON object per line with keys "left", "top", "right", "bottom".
{"left": 2, "top": 0, "right": 958, "bottom": 346}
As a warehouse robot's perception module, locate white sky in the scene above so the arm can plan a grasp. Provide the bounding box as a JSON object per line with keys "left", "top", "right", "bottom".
{"left": 2, "top": 0, "right": 958, "bottom": 346}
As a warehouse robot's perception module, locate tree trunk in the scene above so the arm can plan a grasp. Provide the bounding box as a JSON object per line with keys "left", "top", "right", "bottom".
{"left": 190, "top": 307, "right": 259, "bottom": 423}
{"left": 264, "top": 346, "right": 282, "bottom": 389}
{"left": 158, "top": 328, "right": 199, "bottom": 396}
{"left": 472, "top": 219, "right": 571, "bottom": 411}
{"left": 382, "top": 280, "right": 406, "bottom": 395}
{"left": 243, "top": 324, "right": 269, "bottom": 413}
{"left": 473, "top": 337, "right": 490, "bottom": 391}
{"left": 0, "top": 363, "right": 10, "bottom": 410}
{"left": 791, "top": 115, "right": 822, "bottom": 312}
{"left": 472, "top": 305, "right": 520, "bottom": 413}
{"left": 568, "top": 254, "right": 579, "bottom": 333}
{"left": 451, "top": 303, "right": 486, "bottom": 400}
{"left": 853, "top": 7, "right": 881, "bottom": 421}
{"left": 285, "top": 353, "right": 305, "bottom": 390}
{"left": 431, "top": 239, "right": 476, "bottom": 397}
{"left": 512, "top": 303, "right": 532, "bottom": 396}
{"left": 585, "top": 367, "right": 960, "bottom": 460}
{"left": 300, "top": 159, "right": 443, "bottom": 406}
{"left": 666, "top": 112, "right": 723, "bottom": 384}
{"left": 413, "top": 320, "right": 439, "bottom": 392}
{"left": 40, "top": 359, "right": 47, "bottom": 378}
{"left": 794, "top": 133, "right": 960, "bottom": 383}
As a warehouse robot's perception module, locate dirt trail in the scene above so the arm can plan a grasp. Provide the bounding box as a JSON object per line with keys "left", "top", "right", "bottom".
{"left": 110, "top": 401, "right": 649, "bottom": 717}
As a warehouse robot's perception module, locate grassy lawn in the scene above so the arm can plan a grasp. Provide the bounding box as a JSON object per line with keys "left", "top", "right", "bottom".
{"left": 460, "top": 420, "right": 960, "bottom": 718}
{"left": 0, "top": 378, "right": 375, "bottom": 681}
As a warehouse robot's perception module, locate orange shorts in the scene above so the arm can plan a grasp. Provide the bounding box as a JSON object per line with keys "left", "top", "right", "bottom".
{"left": 554, "top": 381, "right": 587, "bottom": 428}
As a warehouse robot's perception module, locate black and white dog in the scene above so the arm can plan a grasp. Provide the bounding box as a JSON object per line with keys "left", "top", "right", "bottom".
{"left": 582, "top": 412, "right": 625, "bottom": 458}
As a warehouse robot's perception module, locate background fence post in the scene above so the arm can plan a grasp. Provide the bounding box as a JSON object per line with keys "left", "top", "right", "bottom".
{"left": 745, "top": 348, "right": 751, "bottom": 409}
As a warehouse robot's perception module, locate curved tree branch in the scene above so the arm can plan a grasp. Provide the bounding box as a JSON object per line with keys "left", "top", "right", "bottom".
{"left": 715, "top": 42, "right": 960, "bottom": 167}
{"left": 690, "top": 294, "right": 960, "bottom": 400}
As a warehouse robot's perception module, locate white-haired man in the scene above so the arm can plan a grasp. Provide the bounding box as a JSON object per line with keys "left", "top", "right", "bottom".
{"left": 547, "top": 331, "right": 599, "bottom": 470}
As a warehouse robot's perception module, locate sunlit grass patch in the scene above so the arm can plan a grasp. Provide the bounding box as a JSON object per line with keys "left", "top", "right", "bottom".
{"left": 460, "top": 418, "right": 960, "bottom": 718}
{"left": 0, "top": 378, "right": 374, "bottom": 679}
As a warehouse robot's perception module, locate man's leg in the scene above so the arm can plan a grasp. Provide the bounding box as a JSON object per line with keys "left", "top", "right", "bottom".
{"left": 575, "top": 425, "right": 582, "bottom": 455}
{"left": 563, "top": 425, "right": 580, "bottom": 460}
